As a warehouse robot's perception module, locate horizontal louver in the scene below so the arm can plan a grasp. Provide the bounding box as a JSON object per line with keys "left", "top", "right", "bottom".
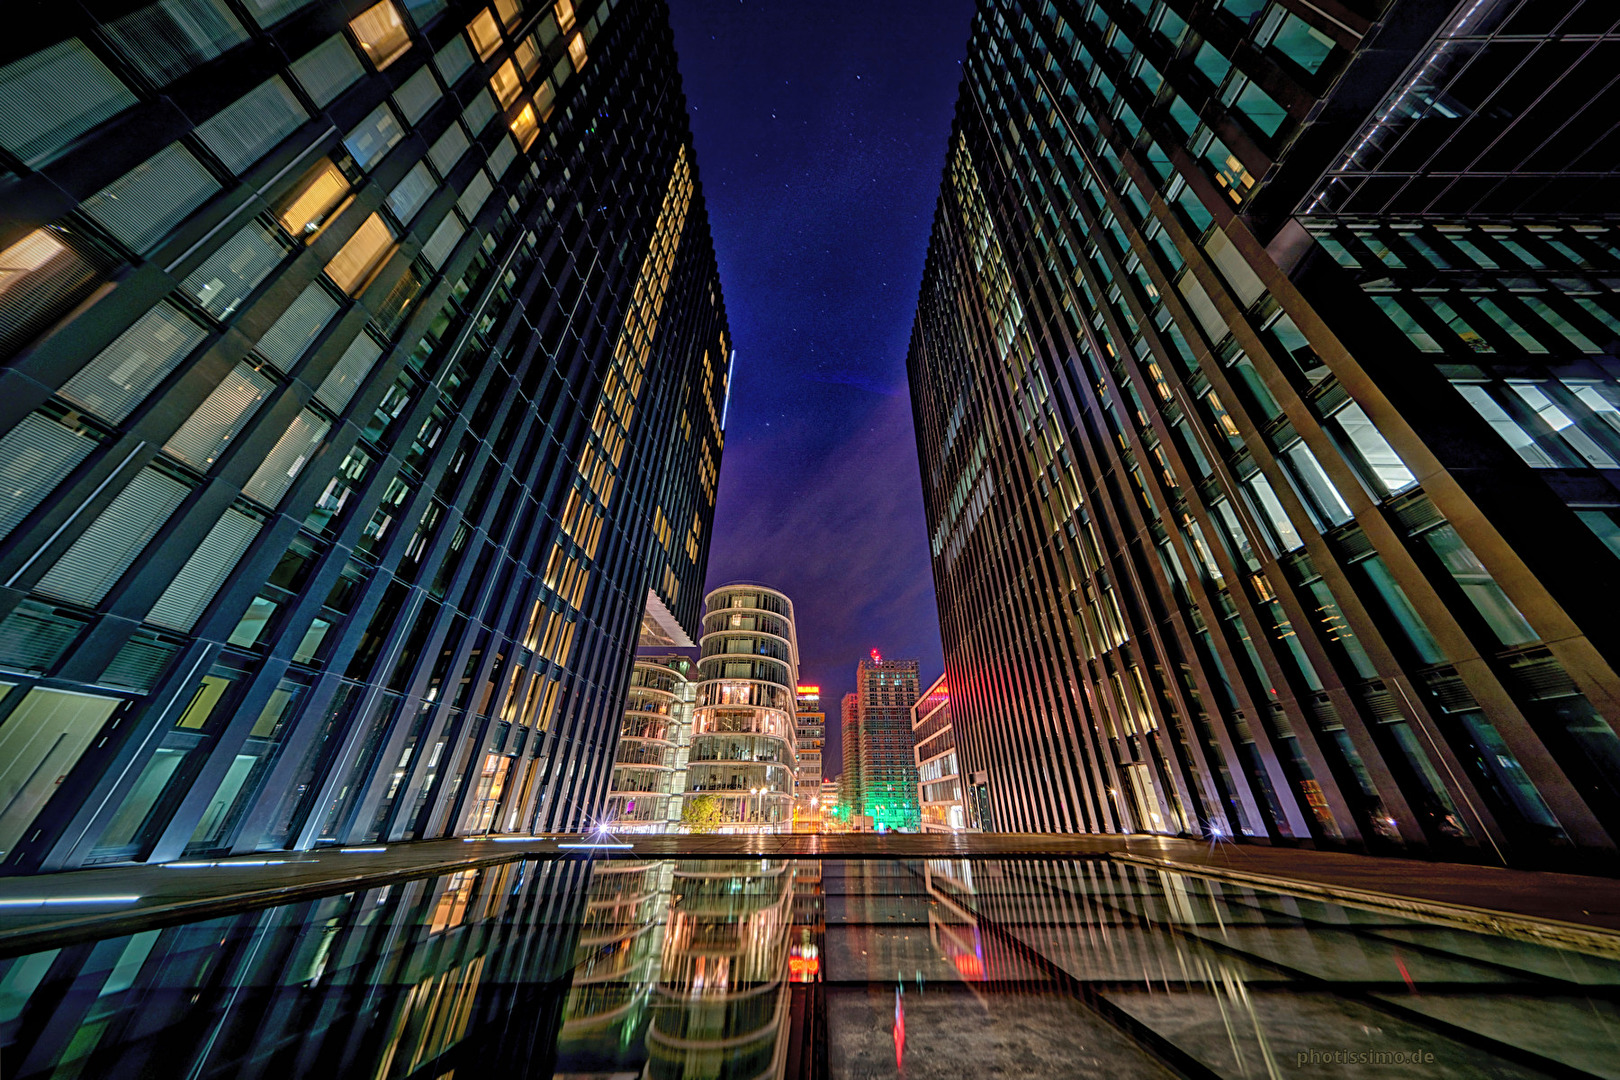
{"left": 163, "top": 361, "right": 275, "bottom": 468}
{"left": 59, "top": 302, "right": 208, "bottom": 422}
{"left": 0, "top": 229, "right": 106, "bottom": 360}
{"left": 394, "top": 65, "right": 441, "bottom": 125}
{"left": 81, "top": 143, "right": 221, "bottom": 254}
{"left": 487, "top": 135, "right": 517, "bottom": 179}
{"left": 0, "top": 600, "right": 88, "bottom": 674}
{"left": 243, "top": 409, "right": 329, "bottom": 505}
{"left": 387, "top": 161, "right": 436, "bottom": 223}
{"left": 427, "top": 124, "right": 469, "bottom": 176}
{"left": 256, "top": 282, "right": 340, "bottom": 369}
{"left": 100, "top": 631, "right": 181, "bottom": 692}
{"left": 146, "top": 508, "right": 261, "bottom": 631}
{"left": 420, "top": 214, "right": 464, "bottom": 269}
{"left": 461, "top": 91, "right": 497, "bottom": 136}
{"left": 434, "top": 37, "right": 473, "bottom": 87}
{"left": 456, "top": 171, "right": 494, "bottom": 222}
{"left": 239, "top": 0, "right": 318, "bottom": 28}
{"left": 104, "top": 0, "right": 249, "bottom": 86}
{"left": 0, "top": 413, "right": 97, "bottom": 541}
{"left": 196, "top": 76, "right": 307, "bottom": 175}
{"left": 315, "top": 332, "right": 383, "bottom": 412}
{"left": 0, "top": 39, "right": 137, "bottom": 165}
{"left": 36, "top": 467, "right": 190, "bottom": 606}
{"left": 181, "top": 220, "right": 292, "bottom": 317}
{"left": 290, "top": 35, "right": 365, "bottom": 107}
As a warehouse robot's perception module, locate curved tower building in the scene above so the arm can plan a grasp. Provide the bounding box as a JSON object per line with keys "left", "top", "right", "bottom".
{"left": 690, "top": 585, "right": 799, "bottom": 832}
{"left": 605, "top": 656, "right": 695, "bottom": 833}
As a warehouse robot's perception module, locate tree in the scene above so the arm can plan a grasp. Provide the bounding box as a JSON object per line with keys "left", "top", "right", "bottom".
{"left": 682, "top": 794, "right": 723, "bottom": 834}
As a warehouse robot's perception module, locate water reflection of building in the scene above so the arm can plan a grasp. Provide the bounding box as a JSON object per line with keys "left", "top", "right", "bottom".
{"left": 555, "top": 859, "right": 673, "bottom": 1076}
{"left": 689, "top": 586, "right": 800, "bottom": 833}
{"left": 605, "top": 657, "right": 696, "bottom": 832}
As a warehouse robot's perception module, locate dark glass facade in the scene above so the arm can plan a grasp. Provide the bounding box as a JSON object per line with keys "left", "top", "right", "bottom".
{"left": 0, "top": 0, "right": 727, "bottom": 872}
{"left": 909, "top": 0, "right": 1620, "bottom": 869}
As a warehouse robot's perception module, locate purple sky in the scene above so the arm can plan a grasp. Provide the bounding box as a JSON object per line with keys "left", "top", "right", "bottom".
{"left": 666, "top": 0, "right": 975, "bottom": 777}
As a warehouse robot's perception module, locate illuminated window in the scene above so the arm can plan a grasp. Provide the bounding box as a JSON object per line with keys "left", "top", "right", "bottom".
{"left": 535, "top": 79, "right": 557, "bottom": 120}
{"left": 510, "top": 102, "right": 539, "bottom": 149}
{"left": 495, "top": 0, "right": 522, "bottom": 28}
{"left": 349, "top": 0, "right": 412, "bottom": 70}
{"left": 515, "top": 36, "right": 541, "bottom": 77}
{"left": 554, "top": 0, "right": 575, "bottom": 32}
{"left": 568, "top": 32, "right": 587, "bottom": 71}
{"left": 467, "top": 9, "right": 502, "bottom": 60}
{"left": 490, "top": 58, "right": 522, "bottom": 107}
{"left": 325, "top": 213, "right": 396, "bottom": 295}
{"left": 277, "top": 160, "right": 350, "bottom": 239}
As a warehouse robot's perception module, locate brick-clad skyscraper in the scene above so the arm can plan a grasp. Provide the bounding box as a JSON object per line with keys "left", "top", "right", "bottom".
{"left": 0, "top": 0, "right": 728, "bottom": 871}
{"left": 910, "top": 0, "right": 1620, "bottom": 870}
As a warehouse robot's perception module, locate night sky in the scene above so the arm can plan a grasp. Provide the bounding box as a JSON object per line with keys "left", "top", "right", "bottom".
{"left": 665, "top": 0, "right": 976, "bottom": 778}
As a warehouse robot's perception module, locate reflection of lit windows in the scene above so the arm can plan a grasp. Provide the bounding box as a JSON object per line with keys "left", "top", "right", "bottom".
{"left": 349, "top": 0, "right": 412, "bottom": 70}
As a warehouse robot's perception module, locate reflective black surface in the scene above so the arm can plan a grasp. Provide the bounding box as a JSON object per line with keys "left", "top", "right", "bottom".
{"left": 1, "top": 856, "right": 1617, "bottom": 1078}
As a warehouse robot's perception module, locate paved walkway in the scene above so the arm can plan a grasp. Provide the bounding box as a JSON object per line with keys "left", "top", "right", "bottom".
{"left": 1, "top": 832, "right": 1616, "bottom": 955}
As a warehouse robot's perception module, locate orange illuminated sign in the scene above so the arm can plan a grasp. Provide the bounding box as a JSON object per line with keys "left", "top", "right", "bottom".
{"left": 796, "top": 685, "right": 820, "bottom": 695}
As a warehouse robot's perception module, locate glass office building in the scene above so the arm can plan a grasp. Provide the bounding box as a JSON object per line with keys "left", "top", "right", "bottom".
{"left": 0, "top": 0, "right": 728, "bottom": 872}
{"left": 689, "top": 584, "right": 800, "bottom": 832}
{"left": 909, "top": 0, "right": 1620, "bottom": 868}
{"left": 851, "top": 653, "right": 921, "bottom": 831}
{"left": 794, "top": 684, "right": 824, "bottom": 828}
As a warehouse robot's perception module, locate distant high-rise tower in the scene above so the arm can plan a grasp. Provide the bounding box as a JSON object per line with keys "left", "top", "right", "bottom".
{"left": 0, "top": 0, "right": 729, "bottom": 872}
{"left": 838, "top": 692, "right": 861, "bottom": 824}
{"left": 854, "top": 652, "right": 921, "bottom": 831}
{"left": 910, "top": 0, "right": 1620, "bottom": 869}
{"left": 794, "top": 684, "right": 824, "bottom": 828}
{"left": 689, "top": 584, "right": 799, "bottom": 832}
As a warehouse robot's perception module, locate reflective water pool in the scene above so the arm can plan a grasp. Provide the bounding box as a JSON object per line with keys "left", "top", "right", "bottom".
{"left": 0, "top": 856, "right": 1615, "bottom": 1078}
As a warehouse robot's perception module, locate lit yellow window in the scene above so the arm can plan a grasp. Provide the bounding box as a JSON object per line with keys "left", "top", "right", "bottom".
{"left": 325, "top": 213, "right": 396, "bottom": 295}
{"left": 490, "top": 58, "right": 522, "bottom": 107}
{"left": 535, "top": 79, "right": 557, "bottom": 120}
{"left": 349, "top": 0, "right": 412, "bottom": 70}
{"left": 495, "top": 0, "right": 522, "bottom": 28}
{"left": 0, "top": 229, "right": 69, "bottom": 295}
{"left": 554, "top": 0, "right": 575, "bottom": 32}
{"left": 276, "top": 160, "right": 350, "bottom": 240}
{"left": 467, "top": 8, "right": 502, "bottom": 60}
{"left": 515, "top": 36, "right": 540, "bottom": 77}
{"left": 567, "top": 31, "right": 587, "bottom": 71}
{"left": 510, "top": 102, "right": 539, "bottom": 149}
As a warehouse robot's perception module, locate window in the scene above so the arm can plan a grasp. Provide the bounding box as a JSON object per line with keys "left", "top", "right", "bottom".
{"left": 255, "top": 282, "right": 340, "bottom": 369}
{"left": 350, "top": 0, "right": 413, "bottom": 70}
{"left": 511, "top": 102, "right": 540, "bottom": 149}
{"left": 244, "top": 409, "right": 330, "bottom": 505}
{"left": 1523, "top": 297, "right": 1600, "bottom": 353}
{"left": 80, "top": 143, "right": 220, "bottom": 255}
{"left": 1423, "top": 297, "right": 1492, "bottom": 352}
{"left": 0, "top": 411, "right": 98, "bottom": 542}
{"left": 1474, "top": 298, "right": 1546, "bottom": 353}
{"left": 555, "top": 0, "right": 576, "bottom": 32}
{"left": 35, "top": 466, "right": 190, "bottom": 606}
{"left": 147, "top": 508, "right": 261, "bottom": 631}
{"left": 568, "top": 32, "right": 588, "bottom": 71}
{"left": 468, "top": 9, "right": 503, "bottom": 59}
{"left": 1236, "top": 81, "right": 1286, "bottom": 137}
{"left": 1193, "top": 42, "right": 1232, "bottom": 85}
{"left": 315, "top": 332, "right": 383, "bottom": 412}
{"left": 344, "top": 103, "right": 405, "bottom": 170}
{"left": 1567, "top": 381, "right": 1620, "bottom": 437}
{"left": 491, "top": 58, "right": 523, "bottom": 107}
{"left": 1329, "top": 402, "right": 1416, "bottom": 497}
{"left": 495, "top": 0, "right": 522, "bottom": 27}
{"left": 0, "top": 39, "right": 137, "bottom": 164}
{"left": 388, "top": 162, "right": 437, "bottom": 222}
{"left": 60, "top": 303, "right": 207, "bottom": 422}
{"left": 1419, "top": 524, "right": 1538, "bottom": 647}
{"left": 1203, "top": 137, "right": 1255, "bottom": 203}
{"left": 394, "top": 64, "right": 442, "bottom": 124}
{"left": 515, "top": 36, "right": 541, "bottom": 78}
{"left": 1508, "top": 383, "right": 1616, "bottom": 468}
{"left": 435, "top": 36, "right": 475, "bottom": 85}
{"left": 421, "top": 215, "right": 465, "bottom": 269}
{"left": 428, "top": 122, "right": 470, "bottom": 174}
{"left": 107, "top": 0, "right": 249, "bottom": 85}
{"left": 1281, "top": 441, "right": 1351, "bottom": 526}
{"left": 456, "top": 171, "right": 494, "bottom": 221}
{"left": 1455, "top": 384, "right": 1562, "bottom": 468}
{"left": 277, "top": 159, "right": 351, "bottom": 239}
{"left": 1267, "top": 13, "right": 1334, "bottom": 74}
{"left": 461, "top": 89, "right": 498, "bottom": 134}
{"left": 163, "top": 361, "right": 274, "bottom": 468}
{"left": 1372, "top": 296, "right": 1441, "bottom": 352}
{"left": 1244, "top": 473, "right": 1304, "bottom": 552}
{"left": 195, "top": 77, "right": 307, "bottom": 175}
{"left": 1356, "top": 555, "right": 1445, "bottom": 665}
{"left": 325, "top": 213, "right": 397, "bottom": 295}
{"left": 290, "top": 35, "right": 365, "bottom": 106}
{"left": 181, "top": 220, "right": 293, "bottom": 317}
{"left": 535, "top": 79, "right": 557, "bottom": 120}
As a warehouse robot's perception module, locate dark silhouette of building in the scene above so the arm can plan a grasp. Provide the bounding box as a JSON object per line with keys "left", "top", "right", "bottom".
{"left": 0, "top": 0, "right": 728, "bottom": 872}
{"left": 909, "top": 0, "right": 1620, "bottom": 869}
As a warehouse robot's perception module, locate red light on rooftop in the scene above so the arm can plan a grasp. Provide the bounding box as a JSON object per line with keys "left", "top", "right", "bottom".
{"left": 870, "top": 648, "right": 882, "bottom": 665}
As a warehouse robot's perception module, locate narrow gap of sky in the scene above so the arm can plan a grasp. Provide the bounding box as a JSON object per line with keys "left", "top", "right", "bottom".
{"left": 666, "top": 0, "right": 976, "bottom": 776}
